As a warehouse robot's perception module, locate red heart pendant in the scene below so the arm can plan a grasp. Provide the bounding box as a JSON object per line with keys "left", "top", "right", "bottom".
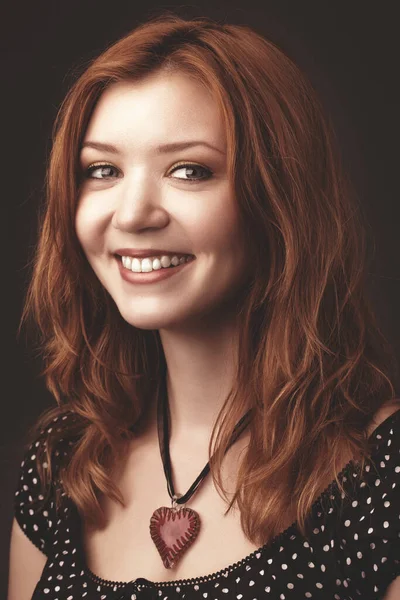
{"left": 150, "top": 505, "right": 201, "bottom": 569}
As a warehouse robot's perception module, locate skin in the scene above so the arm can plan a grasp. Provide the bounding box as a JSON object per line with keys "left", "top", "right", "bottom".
{"left": 8, "top": 70, "right": 400, "bottom": 599}
{"left": 76, "top": 70, "right": 250, "bottom": 445}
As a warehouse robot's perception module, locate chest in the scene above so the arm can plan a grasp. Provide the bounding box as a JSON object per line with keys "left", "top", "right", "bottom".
{"left": 81, "top": 434, "right": 270, "bottom": 584}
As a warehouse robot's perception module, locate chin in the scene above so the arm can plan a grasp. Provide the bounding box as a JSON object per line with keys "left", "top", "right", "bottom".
{"left": 115, "top": 299, "right": 227, "bottom": 332}
{"left": 114, "top": 305, "right": 191, "bottom": 331}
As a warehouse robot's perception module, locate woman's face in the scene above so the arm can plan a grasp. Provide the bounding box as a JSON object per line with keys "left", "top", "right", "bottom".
{"left": 76, "top": 70, "right": 248, "bottom": 331}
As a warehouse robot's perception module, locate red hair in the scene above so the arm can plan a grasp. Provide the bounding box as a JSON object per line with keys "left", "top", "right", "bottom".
{"left": 18, "top": 12, "right": 398, "bottom": 545}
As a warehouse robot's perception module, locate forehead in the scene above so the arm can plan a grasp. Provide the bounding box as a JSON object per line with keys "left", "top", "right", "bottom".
{"left": 82, "top": 71, "right": 226, "bottom": 153}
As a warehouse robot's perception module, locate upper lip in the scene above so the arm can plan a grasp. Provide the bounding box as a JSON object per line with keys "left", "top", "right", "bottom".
{"left": 114, "top": 248, "right": 193, "bottom": 258}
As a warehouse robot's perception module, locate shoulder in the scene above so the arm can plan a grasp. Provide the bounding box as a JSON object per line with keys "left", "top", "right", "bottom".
{"left": 13, "top": 411, "right": 76, "bottom": 556}
{"left": 367, "top": 398, "right": 400, "bottom": 438}
{"left": 366, "top": 399, "right": 400, "bottom": 489}
{"left": 364, "top": 398, "right": 400, "bottom": 486}
{"left": 364, "top": 399, "right": 400, "bottom": 473}
{"left": 336, "top": 399, "right": 400, "bottom": 598}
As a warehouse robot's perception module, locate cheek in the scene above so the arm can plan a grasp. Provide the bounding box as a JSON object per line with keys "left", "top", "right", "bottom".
{"left": 75, "top": 199, "right": 105, "bottom": 253}
{"left": 190, "top": 191, "right": 244, "bottom": 255}
{"left": 194, "top": 198, "right": 248, "bottom": 295}
{"left": 74, "top": 207, "right": 85, "bottom": 248}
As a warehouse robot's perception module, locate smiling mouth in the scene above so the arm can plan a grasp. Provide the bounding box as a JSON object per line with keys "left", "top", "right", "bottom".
{"left": 116, "top": 254, "right": 195, "bottom": 273}
{"left": 114, "top": 253, "right": 196, "bottom": 284}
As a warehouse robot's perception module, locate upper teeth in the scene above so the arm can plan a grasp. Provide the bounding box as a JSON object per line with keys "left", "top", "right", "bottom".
{"left": 121, "top": 254, "right": 191, "bottom": 272}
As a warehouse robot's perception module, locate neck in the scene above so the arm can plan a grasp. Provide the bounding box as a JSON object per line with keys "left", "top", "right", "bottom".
{"left": 144, "top": 310, "right": 240, "bottom": 446}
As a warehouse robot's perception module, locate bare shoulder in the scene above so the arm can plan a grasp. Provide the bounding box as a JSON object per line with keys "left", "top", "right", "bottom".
{"left": 8, "top": 518, "right": 47, "bottom": 600}
{"left": 383, "top": 575, "right": 400, "bottom": 599}
{"left": 367, "top": 397, "right": 400, "bottom": 437}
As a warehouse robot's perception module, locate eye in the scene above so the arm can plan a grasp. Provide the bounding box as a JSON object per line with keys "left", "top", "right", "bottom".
{"left": 84, "top": 163, "right": 119, "bottom": 180}
{"left": 168, "top": 162, "right": 213, "bottom": 183}
{"left": 82, "top": 161, "right": 213, "bottom": 183}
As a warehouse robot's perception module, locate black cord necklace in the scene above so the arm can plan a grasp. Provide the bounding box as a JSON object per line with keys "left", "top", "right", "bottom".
{"left": 149, "top": 369, "right": 254, "bottom": 569}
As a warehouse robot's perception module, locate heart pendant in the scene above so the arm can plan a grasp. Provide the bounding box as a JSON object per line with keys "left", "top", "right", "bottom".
{"left": 150, "top": 505, "right": 201, "bottom": 569}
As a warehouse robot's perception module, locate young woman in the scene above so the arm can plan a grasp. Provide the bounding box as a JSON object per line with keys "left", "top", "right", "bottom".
{"left": 8, "top": 13, "right": 400, "bottom": 600}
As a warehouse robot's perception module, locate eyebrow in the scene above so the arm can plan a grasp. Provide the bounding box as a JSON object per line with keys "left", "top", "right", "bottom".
{"left": 80, "top": 140, "right": 226, "bottom": 156}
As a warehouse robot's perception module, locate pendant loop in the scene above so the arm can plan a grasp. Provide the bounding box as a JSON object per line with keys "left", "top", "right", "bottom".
{"left": 171, "top": 493, "right": 184, "bottom": 512}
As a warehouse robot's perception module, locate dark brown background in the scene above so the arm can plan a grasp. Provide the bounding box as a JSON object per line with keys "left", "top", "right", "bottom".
{"left": 3, "top": 0, "right": 399, "bottom": 596}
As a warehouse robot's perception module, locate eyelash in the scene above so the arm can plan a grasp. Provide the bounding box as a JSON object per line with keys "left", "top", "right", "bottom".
{"left": 83, "top": 161, "right": 213, "bottom": 184}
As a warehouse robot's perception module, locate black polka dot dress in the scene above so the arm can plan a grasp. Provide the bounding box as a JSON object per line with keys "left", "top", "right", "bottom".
{"left": 13, "top": 410, "right": 400, "bottom": 599}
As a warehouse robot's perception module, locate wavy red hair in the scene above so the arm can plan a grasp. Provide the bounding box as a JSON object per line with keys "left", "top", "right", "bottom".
{"left": 18, "top": 12, "right": 399, "bottom": 545}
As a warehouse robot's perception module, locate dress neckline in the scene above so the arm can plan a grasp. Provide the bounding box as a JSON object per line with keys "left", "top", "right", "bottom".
{"left": 70, "top": 407, "right": 400, "bottom": 590}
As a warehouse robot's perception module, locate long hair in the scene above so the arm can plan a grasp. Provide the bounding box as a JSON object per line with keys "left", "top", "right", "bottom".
{"left": 18, "top": 12, "right": 399, "bottom": 545}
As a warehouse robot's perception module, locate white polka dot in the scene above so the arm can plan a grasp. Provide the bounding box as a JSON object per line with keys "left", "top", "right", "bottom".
{"left": 16, "top": 415, "right": 400, "bottom": 600}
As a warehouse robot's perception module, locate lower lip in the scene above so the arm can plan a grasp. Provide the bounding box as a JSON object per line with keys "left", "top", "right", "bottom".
{"left": 116, "top": 256, "right": 195, "bottom": 284}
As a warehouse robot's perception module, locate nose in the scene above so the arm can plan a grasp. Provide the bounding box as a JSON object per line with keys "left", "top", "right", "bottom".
{"left": 112, "top": 171, "right": 169, "bottom": 233}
